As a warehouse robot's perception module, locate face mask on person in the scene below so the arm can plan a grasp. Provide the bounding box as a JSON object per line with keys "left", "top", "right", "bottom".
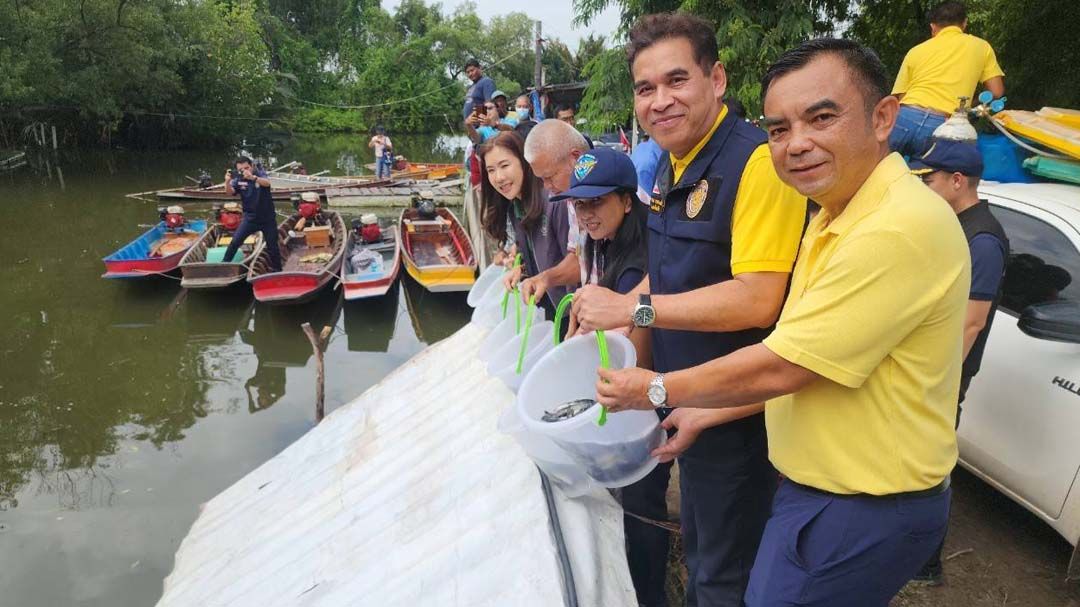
{"left": 516, "top": 107, "right": 530, "bottom": 120}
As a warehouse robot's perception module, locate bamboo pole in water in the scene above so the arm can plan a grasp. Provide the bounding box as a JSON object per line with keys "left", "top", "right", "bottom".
{"left": 301, "top": 322, "right": 334, "bottom": 423}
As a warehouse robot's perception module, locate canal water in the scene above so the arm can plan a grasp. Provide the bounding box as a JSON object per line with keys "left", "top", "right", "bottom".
{"left": 0, "top": 133, "right": 473, "bottom": 606}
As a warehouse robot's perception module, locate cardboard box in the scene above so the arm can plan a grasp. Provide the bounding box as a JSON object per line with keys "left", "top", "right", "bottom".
{"left": 304, "top": 225, "right": 332, "bottom": 248}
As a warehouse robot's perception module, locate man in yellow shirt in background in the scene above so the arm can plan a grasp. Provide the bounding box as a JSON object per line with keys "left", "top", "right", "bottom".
{"left": 890, "top": 1, "right": 1005, "bottom": 157}
{"left": 595, "top": 38, "right": 971, "bottom": 606}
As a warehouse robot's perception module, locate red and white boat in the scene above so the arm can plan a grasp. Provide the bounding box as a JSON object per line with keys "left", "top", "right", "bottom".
{"left": 341, "top": 216, "right": 401, "bottom": 300}
{"left": 247, "top": 200, "right": 346, "bottom": 304}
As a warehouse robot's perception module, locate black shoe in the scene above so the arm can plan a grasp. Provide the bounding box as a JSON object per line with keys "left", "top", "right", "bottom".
{"left": 910, "top": 566, "right": 944, "bottom": 586}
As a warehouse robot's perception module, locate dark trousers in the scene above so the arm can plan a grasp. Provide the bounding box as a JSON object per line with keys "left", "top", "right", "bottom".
{"left": 623, "top": 458, "right": 674, "bottom": 607}
{"left": 681, "top": 423, "right": 776, "bottom": 607}
{"left": 226, "top": 216, "right": 281, "bottom": 272}
{"left": 745, "top": 480, "right": 950, "bottom": 607}
{"left": 918, "top": 391, "right": 966, "bottom": 577}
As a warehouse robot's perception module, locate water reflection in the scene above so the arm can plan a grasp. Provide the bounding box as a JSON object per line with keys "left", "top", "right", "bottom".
{"left": 0, "top": 134, "right": 471, "bottom": 607}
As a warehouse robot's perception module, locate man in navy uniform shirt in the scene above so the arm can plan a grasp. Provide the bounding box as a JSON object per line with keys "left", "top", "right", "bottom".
{"left": 223, "top": 156, "right": 282, "bottom": 272}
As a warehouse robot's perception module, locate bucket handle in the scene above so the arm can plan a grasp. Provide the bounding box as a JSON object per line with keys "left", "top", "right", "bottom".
{"left": 500, "top": 253, "right": 523, "bottom": 320}
{"left": 551, "top": 292, "right": 609, "bottom": 425}
{"left": 515, "top": 294, "right": 538, "bottom": 374}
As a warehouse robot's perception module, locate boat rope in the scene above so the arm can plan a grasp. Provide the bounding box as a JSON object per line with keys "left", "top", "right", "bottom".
{"left": 988, "top": 115, "right": 1071, "bottom": 160}
{"left": 623, "top": 509, "right": 682, "bottom": 534}
{"left": 130, "top": 269, "right": 184, "bottom": 281}
{"left": 293, "top": 47, "right": 529, "bottom": 111}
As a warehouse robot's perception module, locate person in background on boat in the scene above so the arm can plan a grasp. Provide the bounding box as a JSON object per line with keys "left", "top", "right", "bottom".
{"left": 478, "top": 132, "right": 575, "bottom": 317}
{"left": 223, "top": 156, "right": 281, "bottom": 272}
{"left": 368, "top": 126, "right": 393, "bottom": 180}
{"left": 594, "top": 38, "right": 971, "bottom": 606}
{"left": 466, "top": 101, "right": 502, "bottom": 145}
{"left": 551, "top": 147, "right": 672, "bottom": 607}
{"left": 571, "top": 13, "right": 808, "bottom": 605}
{"left": 516, "top": 119, "right": 591, "bottom": 302}
{"left": 463, "top": 58, "right": 496, "bottom": 121}
{"left": 492, "top": 91, "right": 517, "bottom": 128}
{"left": 630, "top": 135, "right": 664, "bottom": 204}
{"left": 890, "top": 1, "right": 1005, "bottom": 157}
{"left": 514, "top": 94, "right": 538, "bottom": 140}
{"left": 909, "top": 138, "right": 1009, "bottom": 586}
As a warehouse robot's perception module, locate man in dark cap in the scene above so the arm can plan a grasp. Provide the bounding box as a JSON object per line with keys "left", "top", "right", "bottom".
{"left": 909, "top": 138, "right": 1009, "bottom": 585}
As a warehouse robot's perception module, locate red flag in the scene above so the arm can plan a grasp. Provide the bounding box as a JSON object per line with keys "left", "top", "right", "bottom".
{"left": 619, "top": 127, "right": 630, "bottom": 153}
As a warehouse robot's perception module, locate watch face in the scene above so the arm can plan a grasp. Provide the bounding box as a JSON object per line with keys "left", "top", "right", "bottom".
{"left": 635, "top": 305, "right": 655, "bottom": 327}
{"left": 648, "top": 384, "right": 666, "bottom": 406}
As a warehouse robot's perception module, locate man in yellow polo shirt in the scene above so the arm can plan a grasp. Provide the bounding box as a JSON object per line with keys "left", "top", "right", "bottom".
{"left": 890, "top": 1, "right": 1005, "bottom": 157}
{"left": 571, "top": 12, "right": 807, "bottom": 606}
{"left": 595, "top": 38, "right": 970, "bottom": 606}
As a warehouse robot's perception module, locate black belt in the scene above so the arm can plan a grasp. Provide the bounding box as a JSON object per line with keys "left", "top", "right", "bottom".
{"left": 788, "top": 475, "right": 951, "bottom": 501}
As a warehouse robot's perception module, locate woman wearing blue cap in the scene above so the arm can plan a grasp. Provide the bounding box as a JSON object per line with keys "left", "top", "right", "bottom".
{"left": 477, "top": 132, "right": 576, "bottom": 316}
{"left": 551, "top": 147, "right": 648, "bottom": 300}
{"left": 552, "top": 147, "right": 669, "bottom": 607}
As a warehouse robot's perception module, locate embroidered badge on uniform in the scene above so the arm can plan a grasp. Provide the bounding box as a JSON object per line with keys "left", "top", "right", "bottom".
{"left": 650, "top": 197, "right": 665, "bottom": 213}
{"left": 574, "top": 154, "right": 598, "bottom": 181}
{"left": 686, "top": 180, "right": 709, "bottom": 219}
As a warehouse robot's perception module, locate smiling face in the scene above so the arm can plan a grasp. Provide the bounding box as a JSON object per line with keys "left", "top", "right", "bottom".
{"left": 761, "top": 54, "right": 897, "bottom": 211}
{"left": 482, "top": 145, "right": 524, "bottom": 200}
{"left": 575, "top": 192, "right": 631, "bottom": 241}
{"left": 631, "top": 37, "right": 726, "bottom": 158}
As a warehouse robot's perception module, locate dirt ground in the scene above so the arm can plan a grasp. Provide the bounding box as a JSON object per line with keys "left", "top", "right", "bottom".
{"left": 659, "top": 467, "right": 1080, "bottom": 606}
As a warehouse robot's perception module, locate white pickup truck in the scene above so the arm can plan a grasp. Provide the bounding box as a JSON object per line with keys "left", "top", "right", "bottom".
{"left": 961, "top": 181, "right": 1080, "bottom": 579}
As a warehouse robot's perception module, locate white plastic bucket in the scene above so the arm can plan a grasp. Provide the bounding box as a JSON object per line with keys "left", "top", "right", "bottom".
{"left": 517, "top": 332, "right": 665, "bottom": 488}
{"left": 478, "top": 305, "right": 546, "bottom": 364}
{"left": 470, "top": 294, "right": 506, "bottom": 328}
{"left": 490, "top": 322, "right": 556, "bottom": 392}
{"left": 467, "top": 263, "right": 505, "bottom": 307}
{"left": 497, "top": 404, "right": 594, "bottom": 497}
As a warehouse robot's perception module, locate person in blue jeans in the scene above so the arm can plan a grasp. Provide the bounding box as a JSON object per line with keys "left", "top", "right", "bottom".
{"left": 888, "top": 105, "right": 947, "bottom": 159}
{"left": 223, "top": 156, "right": 281, "bottom": 272}
{"left": 369, "top": 126, "right": 393, "bottom": 180}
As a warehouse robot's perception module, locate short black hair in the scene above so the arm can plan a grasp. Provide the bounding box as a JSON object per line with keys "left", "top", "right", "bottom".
{"left": 234, "top": 156, "right": 253, "bottom": 166}
{"left": 556, "top": 104, "right": 576, "bottom": 115}
{"left": 929, "top": 2, "right": 967, "bottom": 26}
{"left": 761, "top": 38, "right": 889, "bottom": 113}
{"left": 465, "top": 58, "right": 481, "bottom": 69}
{"left": 627, "top": 12, "right": 718, "bottom": 76}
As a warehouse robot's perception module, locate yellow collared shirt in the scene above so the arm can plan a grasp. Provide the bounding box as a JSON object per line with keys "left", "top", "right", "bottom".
{"left": 892, "top": 26, "right": 1004, "bottom": 114}
{"left": 762, "top": 153, "right": 970, "bottom": 495}
{"left": 670, "top": 105, "right": 807, "bottom": 276}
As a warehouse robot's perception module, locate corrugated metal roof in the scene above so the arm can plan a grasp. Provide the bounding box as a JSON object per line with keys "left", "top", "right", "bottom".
{"left": 158, "top": 324, "right": 636, "bottom": 606}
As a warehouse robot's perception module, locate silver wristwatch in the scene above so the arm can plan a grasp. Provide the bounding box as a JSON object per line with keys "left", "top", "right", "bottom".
{"left": 632, "top": 294, "right": 656, "bottom": 328}
{"left": 647, "top": 373, "right": 667, "bottom": 408}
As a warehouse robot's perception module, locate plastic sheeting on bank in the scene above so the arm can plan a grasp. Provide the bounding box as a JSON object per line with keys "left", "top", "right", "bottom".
{"left": 157, "top": 323, "right": 637, "bottom": 606}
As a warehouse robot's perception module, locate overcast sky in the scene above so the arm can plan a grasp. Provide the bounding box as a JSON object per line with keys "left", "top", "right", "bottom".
{"left": 384, "top": 0, "right": 623, "bottom": 51}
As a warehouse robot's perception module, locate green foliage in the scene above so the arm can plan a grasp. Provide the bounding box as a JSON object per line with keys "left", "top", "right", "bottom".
{"left": 579, "top": 49, "right": 635, "bottom": 130}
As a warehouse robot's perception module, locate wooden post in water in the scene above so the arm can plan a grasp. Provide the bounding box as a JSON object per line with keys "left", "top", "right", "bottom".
{"left": 301, "top": 322, "right": 333, "bottom": 423}
{"left": 51, "top": 126, "right": 58, "bottom": 150}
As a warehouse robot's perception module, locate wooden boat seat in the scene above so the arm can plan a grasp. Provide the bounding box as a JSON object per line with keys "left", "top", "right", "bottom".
{"left": 404, "top": 217, "right": 450, "bottom": 233}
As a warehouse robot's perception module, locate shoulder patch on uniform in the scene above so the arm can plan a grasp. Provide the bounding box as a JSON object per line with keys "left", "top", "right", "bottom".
{"left": 650, "top": 197, "right": 665, "bottom": 214}
{"left": 686, "top": 180, "right": 709, "bottom": 219}
{"left": 574, "top": 154, "right": 598, "bottom": 181}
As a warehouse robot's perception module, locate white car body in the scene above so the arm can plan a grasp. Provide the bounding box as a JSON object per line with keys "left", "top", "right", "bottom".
{"left": 960, "top": 181, "right": 1080, "bottom": 578}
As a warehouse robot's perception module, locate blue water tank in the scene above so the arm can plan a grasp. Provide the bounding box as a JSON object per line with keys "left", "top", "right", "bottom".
{"left": 978, "top": 133, "right": 1035, "bottom": 183}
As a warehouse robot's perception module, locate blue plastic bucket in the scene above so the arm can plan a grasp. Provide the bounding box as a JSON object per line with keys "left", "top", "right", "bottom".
{"left": 978, "top": 133, "right": 1035, "bottom": 183}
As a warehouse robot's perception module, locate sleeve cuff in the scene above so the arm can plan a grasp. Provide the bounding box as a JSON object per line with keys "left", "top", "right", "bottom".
{"left": 764, "top": 334, "right": 867, "bottom": 389}
{"left": 969, "top": 292, "right": 995, "bottom": 301}
{"left": 731, "top": 260, "right": 795, "bottom": 275}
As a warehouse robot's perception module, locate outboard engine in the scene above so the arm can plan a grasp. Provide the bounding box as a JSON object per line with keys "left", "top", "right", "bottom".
{"left": 298, "top": 192, "right": 321, "bottom": 220}
{"left": 412, "top": 190, "right": 437, "bottom": 221}
{"left": 159, "top": 205, "right": 186, "bottom": 231}
{"left": 197, "top": 170, "right": 214, "bottom": 189}
{"left": 216, "top": 202, "right": 242, "bottom": 231}
{"left": 360, "top": 213, "right": 382, "bottom": 243}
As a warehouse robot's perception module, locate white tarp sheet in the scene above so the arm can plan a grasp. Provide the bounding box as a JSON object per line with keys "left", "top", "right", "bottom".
{"left": 158, "top": 323, "right": 637, "bottom": 606}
